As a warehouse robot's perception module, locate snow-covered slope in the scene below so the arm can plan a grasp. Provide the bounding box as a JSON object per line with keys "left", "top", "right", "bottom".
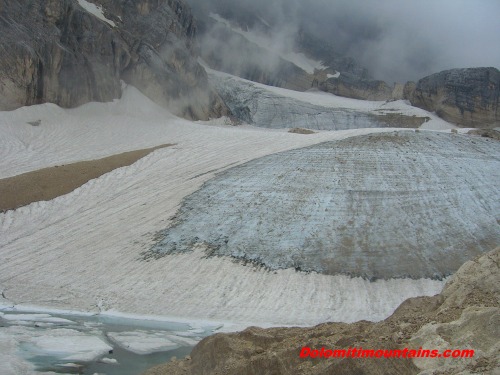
{"left": 0, "top": 83, "right": 449, "bottom": 331}
{"left": 0, "top": 86, "right": 178, "bottom": 179}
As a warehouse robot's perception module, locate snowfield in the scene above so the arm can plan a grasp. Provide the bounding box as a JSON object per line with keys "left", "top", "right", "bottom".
{"left": 0, "top": 85, "right": 445, "bottom": 325}
{"left": 0, "top": 79, "right": 493, "bottom": 373}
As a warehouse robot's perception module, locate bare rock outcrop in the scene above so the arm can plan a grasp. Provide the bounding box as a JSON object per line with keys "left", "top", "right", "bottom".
{"left": 0, "top": 0, "right": 228, "bottom": 119}
{"left": 318, "top": 67, "right": 500, "bottom": 129}
{"left": 144, "top": 247, "right": 500, "bottom": 375}
{"left": 406, "top": 67, "right": 500, "bottom": 128}
{"left": 318, "top": 72, "right": 403, "bottom": 101}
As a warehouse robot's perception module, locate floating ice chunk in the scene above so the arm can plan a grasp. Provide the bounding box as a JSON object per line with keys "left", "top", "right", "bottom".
{"left": 1, "top": 313, "right": 74, "bottom": 325}
{"left": 187, "top": 327, "right": 205, "bottom": 334}
{"left": 35, "top": 317, "right": 74, "bottom": 324}
{"left": 28, "top": 328, "right": 112, "bottom": 362}
{"left": 2, "top": 313, "right": 50, "bottom": 321}
{"left": 176, "top": 330, "right": 201, "bottom": 337}
{"left": 1, "top": 326, "right": 112, "bottom": 372}
{"left": 107, "top": 330, "right": 200, "bottom": 355}
{"left": 100, "top": 357, "right": 118, "bottom": 364}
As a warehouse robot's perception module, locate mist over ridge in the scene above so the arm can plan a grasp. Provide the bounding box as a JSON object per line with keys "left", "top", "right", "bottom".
{"left": 187, "top": 0, "right": 500, "bottom": 82}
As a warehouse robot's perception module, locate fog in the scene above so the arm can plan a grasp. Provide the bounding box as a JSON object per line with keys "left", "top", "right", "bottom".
{"left": 187, "top": 0, "right": 500, "bottom": 82}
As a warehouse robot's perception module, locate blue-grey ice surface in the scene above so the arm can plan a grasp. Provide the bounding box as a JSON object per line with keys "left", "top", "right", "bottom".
{"left": 152, "top": 131, "right": 500, "bottom": 280}
{"left": 210, "top": 73, "right": 415, "bottom": 130}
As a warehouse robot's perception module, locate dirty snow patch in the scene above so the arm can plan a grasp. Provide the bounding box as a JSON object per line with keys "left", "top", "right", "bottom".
{"left": 77, "top": 0, "right": 116, "bottom": 27}
{"left": 328, "top": 72, "right": 341, "bottom": 79}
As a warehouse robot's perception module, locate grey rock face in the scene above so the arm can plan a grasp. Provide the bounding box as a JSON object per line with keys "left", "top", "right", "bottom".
{"left": 151, "top": 132, "right": 500, "bottom": 280}
{"left": 408, "top": 67, "right": 500, "bottom": 128}
{"left": 0, "top": 0, "right": 122, "bottom": 110}
{"left": 296, "top": 29, "right": 369, "bottom": 79}
{"left": 0, "top": 0, "right": 227, "bottom": 119}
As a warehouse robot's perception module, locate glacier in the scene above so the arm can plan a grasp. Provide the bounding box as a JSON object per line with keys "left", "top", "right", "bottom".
{"left": 152, "top": 131, "right": 500, "bottom": 280}
{"left": 209, "top": 71, "right": 432, "bottom": 130}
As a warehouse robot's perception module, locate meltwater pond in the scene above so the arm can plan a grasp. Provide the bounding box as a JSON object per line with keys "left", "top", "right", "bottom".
{"left": 0, "top": 309, "right": 220, "bottom": 374}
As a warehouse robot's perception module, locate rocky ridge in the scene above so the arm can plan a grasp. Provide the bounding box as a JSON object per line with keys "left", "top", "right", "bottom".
{"left": 144, "top": 246, "right": 500, "bottom": 375}
{"left": 0, "top": 0, "right": 228, "bottom": 119}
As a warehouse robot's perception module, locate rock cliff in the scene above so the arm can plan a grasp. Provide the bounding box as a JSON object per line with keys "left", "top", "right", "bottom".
{"left": 144, "top": 246, "right": 500, "bottom": 375}
{"left": 320, "top": 67, "right": 500, "bottom": 128}
{"left": 0, "top": 0, "right": 228, "bottom": 119}
{"left": 407, "top": 67, "right": 500, "bottom": 128}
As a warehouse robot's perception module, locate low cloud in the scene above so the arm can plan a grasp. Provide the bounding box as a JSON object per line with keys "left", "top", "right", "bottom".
{"left": 187, "top": 0, "right": 500, "bottom": 82}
